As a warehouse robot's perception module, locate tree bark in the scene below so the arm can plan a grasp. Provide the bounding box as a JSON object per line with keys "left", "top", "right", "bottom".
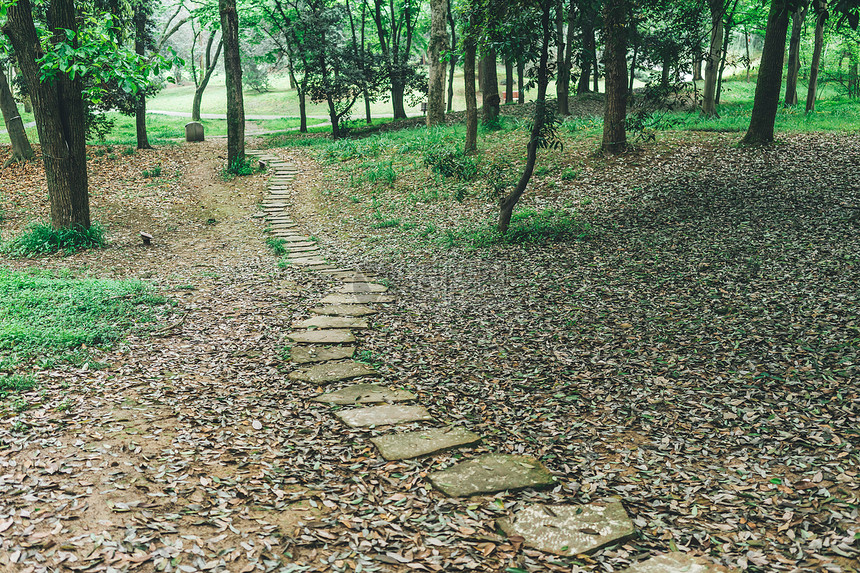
{"left": 806, "top": 2, "right": 827, "bottom": 111}
{"left": 446, "top": 1, "right": 457, "bottom": 112}
{"left": 5, "top": 0, "right": 90, "bottom": 229}
{"left": 601, "top": 0, "right": 628, "bottom": 153}
{"left": 427, "top": 0, "right": 447, "bottom": 126}
{"left": 555, "top": 0, "right": 569, "bottom": 115}
{"left": 716, "top": 16, "right": 732, "bottom": 104}
{"left": 219, "top": 0, "right": 245, "bottom": 168}
{"left": 517, "top": 60, "right": 525, "bottom": 103}
{"left": 192, "top": 35, "right": 222, "bottom": 122}
{"left": 742, "top": 0, "right": 790, "bottom": 145}
{"left": 785, "top": 2, "right": 808, "bottom": 105}
{"left": 464, "top": 35, "right": 477, "bottom": 153}
{"left": 702, "top": 0, "right": 724, "bottom": 117}
{"left": 505, "top": 60, "right": 513, "bottom": 103}
{"left": 480, "top": 50, "right": 500, "bottom": 123}
{"left": 0, "top": 60, "right": 35, "bottom": 165}
{"left": 577, "top": 13, "right": 595, "bottom": 94}
{"left": 498, "top": 0, "right": 553, "bottom": 234}
{"left": 134, "top": 5, "right": 152, "bottom": 150}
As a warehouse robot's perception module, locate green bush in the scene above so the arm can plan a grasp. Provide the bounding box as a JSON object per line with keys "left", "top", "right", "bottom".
{"left": 366, "top": 162, "right": 397, "bottom": 185}
{"left": 434, "top": 208, "right": 592, "bottom": 249}
{"left": 3, "top": 222, "right": 106, "bottom": 257}
{"left": 222, "top": 157, "right": 264, "bottom": 179}
{"left": 423, "top": 146, "right": 478, "bottom": 181}
{"left": 266, "top": 237, "right": 287, "bottom": 255}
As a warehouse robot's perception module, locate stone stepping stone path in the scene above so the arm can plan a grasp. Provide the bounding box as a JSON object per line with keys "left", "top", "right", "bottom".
{"left": 497, "top": 500, "right": 635, "bottom": 556}
{"left": 311, "top": 383, "right": 415, "bottom": 404}
{"left": 249, "top": 149, "right": 720, "bottom": 570}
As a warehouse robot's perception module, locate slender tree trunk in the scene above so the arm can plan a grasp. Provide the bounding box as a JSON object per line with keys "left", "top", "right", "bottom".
{"left": 134, "top": 5, "right": 152, "bottom": 150}
{"left": 220, "top": 0, "right": 245, "bottom": 168}
{"left": 464, "top": 35, "right": 478, "bottom": 153}
{"left": 702, "top": 0, "right": 725, "bottom": 117}
{"left": 806, "top": 3, "right": 827, "bottom": 111}
{"left": 446, "top": 1, "right": 457, "bottom": 112}
{"left": 505, "top": 60, "right": 513, "bottom": 103}
{"left": 785, "top": 2, "right": 808, "bottom": 105}
{"left": 716, "top": 21, "right": 732, "bottom": 104}
{"left": 745, "top": 31, "right": 751, "bottom": 80}
{"left": 602, "top": 0, "right": 628, "bottom": 153}
{"left": 427, "top": 0, "right": 447, "bottom": 125}
{"left": 743, "top": 0, "right": 790, "bottom": 144}
{"left": 364, "top": 91, "right": 372, "bottom": 123}
{"left": 6, "top": 0, "right": 90, "bottom": 229}
{"left": 0, "top": 61, "right": 35, "bottom": 165}
{"left": 694, "top": 58, "right": 703, "bottom": 81}
{"left": 517, "top": 60, "right": 525, "bottom": 103}
{"left": 661, "top": 54, "right": 670, "bottom": 88}
{"left": 555, "top": 0, "right": 569, "bottom": 115}
{"left": 298, "top": 82, "right": 308, "bottom": 132}
{"left": 191, "top": 36, "right": 222, "bottom": 122}
{"left": 327, "top": 96, "right": 340, "bottom": 139}
{"left": 629, "top": 38, "right": 638, "bottom": 94}
{"left": 578, "top": 15, "right": 595, "bottom": 94}
{"left": 593, "top": 44, "right": 599, "bottom": 92}
{"left": 480, "top": 50, "right": 500, "bottom": 122}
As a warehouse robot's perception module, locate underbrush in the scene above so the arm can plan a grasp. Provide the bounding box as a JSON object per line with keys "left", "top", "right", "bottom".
{"left": 0, "top": 268, "right": 166, "bottom": 397}
{"left": 434, "top": 208, "right": 592, "bottom": 249}
{"left": 2, "top": 222, "right": 106, "bottom": 257}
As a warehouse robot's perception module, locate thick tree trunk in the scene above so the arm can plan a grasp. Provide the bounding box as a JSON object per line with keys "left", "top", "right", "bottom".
{"left": 785, "top": 2, "right": 808, "bottom": 105}
{"left": 6, "top": 0, "right": 89, "bottom": 229}
{"left": 427, "top": 0, "right": 447, "bottom": 126}
{"left": 219, "top": 0, "right": 245, "bottom": 168}
{"left": 601, "top": 0, "right": 628, "bottom": 153}
{"left": 806, "top": 4, "right": 827, "bottom": 111}
{"left": 578, "top": 16, "right": 595, "bottom": 94}
{"left": 743, "top": 0, "right": 790, "bottom": 144}
{"left": 0, "top": 61, "right": 35, "bottom": 165}
{"left": 392, "top": 80, "right": 407, "bottom": 119}
{"left": 505, "top": 60, "right": 513, "bottom": 103}
{"left": 134, "top": 6, "right": 152, "bottom": 150}
{"left": 702, "top": 0, "right": 724, "bottom": 117}
{"left": 694, "top": 58, "right": 703, "bottom": 81}
{"left": 480, "top": 50, "right": 500, "bottom": 123}
{"left": 464, "top": 37, "right": 478, "bottom": 153}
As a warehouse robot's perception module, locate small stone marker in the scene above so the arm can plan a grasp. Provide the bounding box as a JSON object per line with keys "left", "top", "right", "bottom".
{"left": 618, "top": 553, "right": 733, "bottom": 573}
{"left": 140, "top": 231, "right": 153, "bottom": 245}
{"left": 320, "top": 294, "right": 395, "bottom": 305}
{"left": 429, "top": 454, "right": 554, "bottom": 497}
{"left": 185, "top": 121, "right": 204, "bottom": 142}
{"left": 287, "top": 330, "right": 355, "bottom": 344}
{"left": 312, "top": 383, "right": 415, "bottom": 405}
{"left": 336, "top": 404, "right": 433, "bottom": 427}
{"left": 497, "top": 500, "right": 635, "bottom": 557}
{"left": 290, "top": 345, "right": 355, "bottom": 364}
{"left": 371, "top": 427, "right": 481, "bottom": 460}
{"left": 336, "top": 283, "right": 388, "bottom": 294}
{"left": 289, "top": 360, "right": 378, "bottom": 383}
{"left": 292, "top": 316, "right": 369, "bottom": 329}
{"left": 310, "top": 305, "right": 377, "bottom": 317}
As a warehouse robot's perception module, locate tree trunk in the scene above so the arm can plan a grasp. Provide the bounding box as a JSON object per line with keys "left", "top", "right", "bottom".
{"left": 517, "top": 60, "right": 525, "bottom": 103}
{"left": 716, "top": 20, "right": 732, "bottom": 104}
{"left": 427, "top": 0, "right": 447, "bottom": 126}
{"left": 392, "top": 80, "right": 406, "bottom": 119}
{"left": 629, "top": 38, "right": 638, "bottom": 94}
{"left": 742, "top": 0, "right": 790, "bottom": 145}
{"left": 6, "top": 0, "right": 90, "bottom": 229}
{"left": 745, "top": 31, "right": 751, "bottom": 80}
{"left": 601, "top": 0, "right": 628, "bottom": 153}
{"left": 806, "top": 3, "right": 827, "bottom": 111}
{"left": 661, "top": 53, "right": 670, "bottom": 88}
{"left": 593, "top": 44, "right": 599, "bottom": 92}
{"left": 134, "top": 5, "right": 152, "bottom": 150}
{"left": 555, "top": 0, "right": 569, "bottom": 115}
{"left": 363, "top": 90, "right": 372, "bottom": 123}
{"left": 480, "top": 49, "right": 500, "bottom": 123}
{"left": 702, "top": 0, "right": 724, "bottom": 117}
{"left": 219, "top": 0, "right": 245, "bottom": 168}
{"left": 785, "top": 2, "right": 808, "bottom": 105}
{"left": 578, "top": 15, "right": 595, "bottom": 94}
{"left": 694, "top": 58, "right": 703, "bottom": 81}
{"left": 0, "top": 61, "right": 35, "bottom": 165}
{"left": 327, "top": 96, "right": 340, "bottom": 139}
{"left": 298, "top": 83, "right": 308, "bottom": 132}
{"left": 505, "top": 60, "right": 513, "bottom": 103}
{"left": 498, "top": 0, "right": 553, "bottom": 234}
{"left": 191, "top": 35, "right": 222, "bottom": 122}
{"left": 446, "top": 1, "right": 457, "bottom": 112}
{"left": 464, "top": 36, "right": 478, "bottom": 153}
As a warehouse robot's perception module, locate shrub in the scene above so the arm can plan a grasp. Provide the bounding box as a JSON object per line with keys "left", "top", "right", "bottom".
{"left": 3, "top": 222, "right": 106, "bottom": 257}
{"left": 266, "top": 237, "right": 287, "bottom": 255}
{"left": 423, "top": 146, "right": 478, "bottom": 181}
{"left": 222, "top": 157, "right": 264, "bottom": 179}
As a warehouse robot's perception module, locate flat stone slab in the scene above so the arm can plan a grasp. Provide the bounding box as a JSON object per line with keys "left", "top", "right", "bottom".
{"left": 289, "top": 360, "right": 378, "bottom": 383}
{"left": 290, "top": 345, "right": 355, "bottom": 364}
{"left": 288, "top": 258, "right": 328, "bottom": 267}
{"left": 336, "top": 283, "right": 388, "bottom": 294}
{"left": 497, "top": 501, "right": 635, "bottom": 557}
{"left": 273, "top": 234, "right": 312, "bottom": 243}
{"left": 287, "top": 330, "right": 355, "bottom": 344}
{"left": 336, "top": 404, "right": 433, "bottom": 428}
{"left": 312, "top": 383, "right": 415, "bottom": 405}
{"left": 310, "top": 305, "right": 377, "bottom": 317}
{"left": 274, "top": 240, "right": 317, "bottom": 248}
{"left": 320, "top": 294, "right": 395, "bottom": 305}
{"left": 286, "top": 246, "right": 320, "bottom": 253}
{"left": 292, "top": 316, "right": 369, "bottom": 329}
{"left": 619, "top": 554, "right": 734, "bottom": 573}
{"left": 429, "top": 454, "right": 554, "bottom": 497}
{"left": 371, "top": 427, "right": 481, "bottom": 460}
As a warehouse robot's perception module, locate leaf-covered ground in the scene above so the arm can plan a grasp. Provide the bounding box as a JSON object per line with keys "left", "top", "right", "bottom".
{"left": 0, "top": 128, "right": 858, "bottom": 573}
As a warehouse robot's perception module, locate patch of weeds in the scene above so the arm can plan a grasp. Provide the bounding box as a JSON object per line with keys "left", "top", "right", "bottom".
{"left": 434, "top": 208, "right": 592, "bottom": 249}
{"left": 355, "top": 349, "right": 383, "bottom": 369}
{"left": 2, "top": 222, "right": 106, "bottom": 257}
{"left": 142, "top": 166, "right": 162, "bottom": 178}
{"left": 423, "top": 146, "right": 478, "bottom": 181}
{"left": 482, "top": 158, "right": 516, "bottom": 201}
{"left": 266, "top": 237, "right": 287, "bottom": 256}
{"left": 371, "top": 212, "right": 401, "bottom": 229}
{"left": 561, "top": 167, "right": 579, "bottom": 181}
{"left": 12, "top": 397, "right": 31, "bottom": 412}
{"left": 55, "top": 398, "right": 74, "bottom": 412}
{"left": 277, "top": 257, "right": 291, "bottom": 269}
{"left": 418, "top": 224, "right": 437, "bottom": 238}
{"left": 365, "top": 162, "right": 397, "bottom": 185}
{"left": 349, "top": 195, "right": 361, "bottom": 204}
{"left": 534, "top": 165, "right": 550, "bottom": 177}
{"left": 280, "top": 347, "right": 292, "bottom": 361}
{"left": 0, "top": 374, "right": 36, "bottom": 399}
{"left": 221, "top": 157, "right": 264, "bottom": 180}
{"left": 400, "top": 221, "right": 417, "bottom": 231}
{"left": 122, "top": 147, "right": 135, "bottom": 156}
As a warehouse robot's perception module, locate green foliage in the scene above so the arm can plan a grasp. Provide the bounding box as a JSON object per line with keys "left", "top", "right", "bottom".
{"left": 0, "top": 374, "right": 36, "bottom": 399}
{"left": 0, "top": 269, "right": 164, "bottom": 381}
{"left": 122, "top": 147, "right": 136, "bottom": 156}
{"left": 423, "top": 146, "right": 478, "bottom": 181}
{"left": 142, "top": 166, "right": 162, "bottom": 178}
{"left": 365, "top": 162, "right": 397, "bottom": 185}
{"left": 434, "top": 209, "right": 592, "bottom": 249}
{"left": 222, "top": 157, "right": 264, "bottom": 179}
{"left": 2, "top": 222, "right": 106, "bottom": 257}
{"left": 561, "top": 167, "right": 579, "bottom": 181}
{"left": 266, "top": 237, "right": 287, "bottom": 255}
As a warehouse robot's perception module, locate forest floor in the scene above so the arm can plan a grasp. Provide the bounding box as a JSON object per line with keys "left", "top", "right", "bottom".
{"left": 0, "top": 125, "right": 858, "bottom": 573}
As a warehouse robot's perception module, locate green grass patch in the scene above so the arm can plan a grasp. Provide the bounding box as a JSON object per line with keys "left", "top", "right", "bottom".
{"left": 0, "top": 374, "right": 36, "bottom": 398}
{"left": 2, "top": 222, "right": 106, "bottom": 257}
{"left": 0, "top": 268, "right": 166, "bottom": 395}
{"left": 266, "top": 237, "right": 288, "bottom": 255}
{"left": 433, "top": 208, "right": 592, "bottom": 249}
